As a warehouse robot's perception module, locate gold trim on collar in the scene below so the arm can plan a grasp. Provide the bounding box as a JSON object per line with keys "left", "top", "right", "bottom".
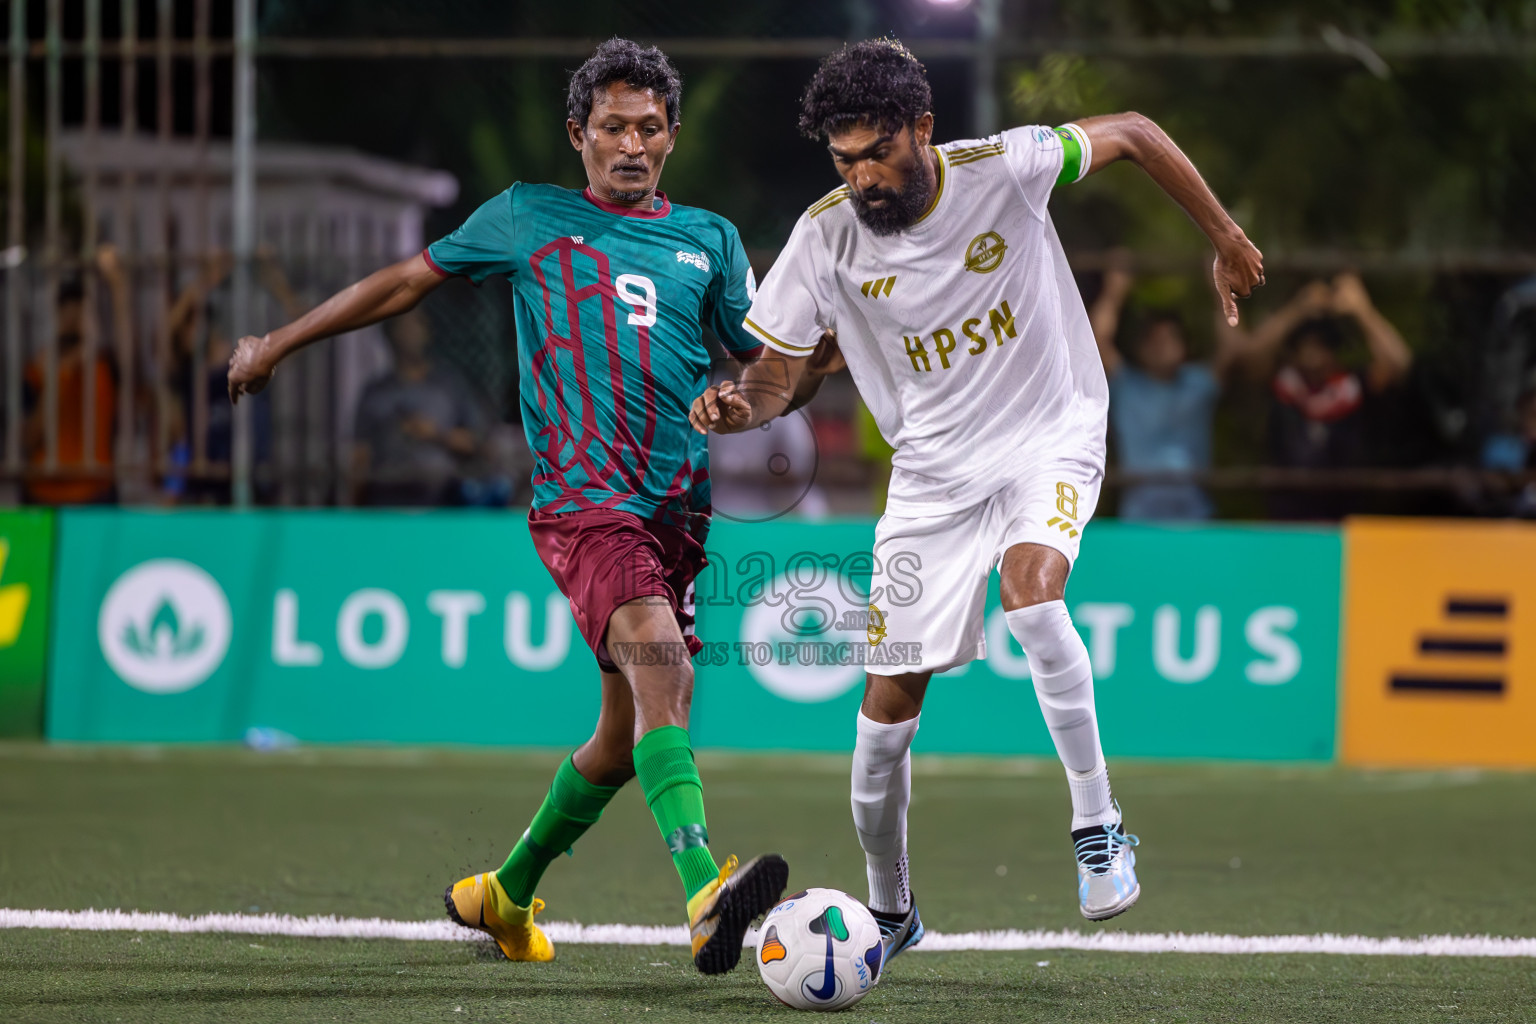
{"left": 808, "top": 186, "right": 852, "bottom": 219}
{"left": 912, "top": 146, "right": 946, "bottom": 227}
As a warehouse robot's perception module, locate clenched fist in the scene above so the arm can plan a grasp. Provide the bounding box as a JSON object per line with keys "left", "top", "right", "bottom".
{"left": 227, "top": 334, "right": 276, "bottom": 405}
{"left": 690, "top": 380, "right": 754, "bottom": 435}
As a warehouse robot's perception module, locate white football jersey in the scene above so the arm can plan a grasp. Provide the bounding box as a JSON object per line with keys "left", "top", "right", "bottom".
{"left": 744, "top": 124, "right": 1109, "bottom": 516}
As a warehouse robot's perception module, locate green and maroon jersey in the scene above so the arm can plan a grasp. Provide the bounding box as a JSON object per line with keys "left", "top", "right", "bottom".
{"left": 426, "top": 183, "right": 762, "bottom": 536}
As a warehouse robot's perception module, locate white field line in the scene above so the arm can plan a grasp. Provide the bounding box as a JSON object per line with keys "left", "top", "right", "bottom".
{"left": 2, "top": 908, "right": 1534, "bottom": 957}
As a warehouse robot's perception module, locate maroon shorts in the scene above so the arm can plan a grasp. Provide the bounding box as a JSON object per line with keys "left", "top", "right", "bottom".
{"left": 527, "top": 506, "right": 707, "bottom": 671}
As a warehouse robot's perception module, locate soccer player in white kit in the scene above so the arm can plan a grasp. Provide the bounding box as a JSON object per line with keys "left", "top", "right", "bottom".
{"left": 691, "top": 39, "right": 1265, "bottom": 959}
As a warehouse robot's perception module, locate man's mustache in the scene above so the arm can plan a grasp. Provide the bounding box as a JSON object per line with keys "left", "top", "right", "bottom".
{"left": 854, "top": 187, "right": 901, "bottom": 204}
{"left": 612, "top": 162, "right": 648, "bottom": 173}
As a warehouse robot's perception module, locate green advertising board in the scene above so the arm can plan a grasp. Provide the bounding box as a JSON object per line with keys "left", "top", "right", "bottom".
{"left": 49, "top": 509, "right": 595, "bottom": 746}
{"left": 695, "top": 521, "right": 1340, "bottom": 761}
{"left": 0, "top": 508, "right": 54, "bottom": 737}
{"left": 47, "top": 510, "right": 1339, "bottom": 760}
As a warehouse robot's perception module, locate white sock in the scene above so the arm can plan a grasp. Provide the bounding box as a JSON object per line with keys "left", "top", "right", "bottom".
{"left": 1067, "top": 763, "right": 1115, "bottom": 832}
{"left": 1006, "top": 600, "right": 1117, "bottom": 829}
{"left": 850, "top": 711, "right": 918, "bottom": 914}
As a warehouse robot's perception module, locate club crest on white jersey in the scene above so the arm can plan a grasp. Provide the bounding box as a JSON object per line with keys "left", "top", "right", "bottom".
{"left": 744, "top": 125, "right": 1109, "bottom": 517}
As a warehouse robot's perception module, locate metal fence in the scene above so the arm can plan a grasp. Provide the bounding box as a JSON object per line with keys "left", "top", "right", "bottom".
{"left": 4, "top": 1, "right": 1535, "bottom": 515}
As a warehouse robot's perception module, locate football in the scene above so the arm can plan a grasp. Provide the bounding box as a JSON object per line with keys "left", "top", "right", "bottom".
{"left": 754, "top": 888, "right": 884, "bottom": 1011}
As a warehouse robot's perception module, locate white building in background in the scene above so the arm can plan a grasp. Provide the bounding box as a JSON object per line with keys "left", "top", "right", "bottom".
{"left": 59, "top": 130, "right": 457, "bottom": 269}
{"left": 53, "top": 132, "right": 459, "bottom": 503}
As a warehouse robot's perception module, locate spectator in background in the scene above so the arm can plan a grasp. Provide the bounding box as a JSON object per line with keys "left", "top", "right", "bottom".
{"left": 23, "top": 248, "right": 122, "bottom": 505}
{"left": 1481, "top": 381, "right": 1536, "bottom": 517}
{"left": 1089, "top": 262, "right": 1243, "bottom": 520}
{"left": 166, "top": 250, "right": 296, "bottom": 503}
{"left": 353, "top": 309, "right": 487, "bottom": 506}
{"left": 1231, "top": 274, "right": 1413, "bottom": 519}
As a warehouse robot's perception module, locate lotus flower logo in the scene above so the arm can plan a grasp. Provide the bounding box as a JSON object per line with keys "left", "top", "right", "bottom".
{"left": 121, "top": 598, "right": 206, "bottom": 659}
{"left": 99, "top": 560, "right": 231, "bottom": 694}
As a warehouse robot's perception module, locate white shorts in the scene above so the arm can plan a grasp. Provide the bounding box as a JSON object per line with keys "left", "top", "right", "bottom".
{"left": 867, "top": 457, "right": 1102, "bottom": 676}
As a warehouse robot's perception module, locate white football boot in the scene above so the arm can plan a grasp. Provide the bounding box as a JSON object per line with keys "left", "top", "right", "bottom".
{"left": 1072, "top": 809, "right": 1141, "bottom": 921}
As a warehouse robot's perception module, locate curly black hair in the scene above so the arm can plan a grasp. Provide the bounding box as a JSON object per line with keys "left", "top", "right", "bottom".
{"left": 567, "top": 38, "right": 683, "bottom": 129}
{"left": 798, "top": 37, "right": 932, "bottom": 139}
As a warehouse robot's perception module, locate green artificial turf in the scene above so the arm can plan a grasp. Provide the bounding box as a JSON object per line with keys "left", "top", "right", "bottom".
{"left": 1, "top": 744, "right": 1533, "bottom": 1022}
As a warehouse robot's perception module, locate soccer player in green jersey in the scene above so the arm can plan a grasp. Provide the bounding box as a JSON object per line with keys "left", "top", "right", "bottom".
{"left": 226, "top": 39, "right": 803, "bottom": 975}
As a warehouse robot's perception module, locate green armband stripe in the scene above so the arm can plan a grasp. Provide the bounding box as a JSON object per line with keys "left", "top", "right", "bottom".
{"left": 1053, "top": 124, "right": 1088, "bottom": 186}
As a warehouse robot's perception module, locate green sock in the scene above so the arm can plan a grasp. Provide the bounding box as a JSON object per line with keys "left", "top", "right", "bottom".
{"left": 495, "top": 754, "right": 621, "bottom": 906}
{"left": 633, "top": 725, "right": 719, "bottom": 900}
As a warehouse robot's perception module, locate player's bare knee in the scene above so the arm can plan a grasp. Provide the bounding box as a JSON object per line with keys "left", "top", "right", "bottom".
{"left": 861, "top": 672, "right": 928, "bottom": 723}
{"left": 1000, "top": 574, "right": 1066, "bottom": 610}
{"left": 999, "top": 544, "right": 1069, "bottom": 611}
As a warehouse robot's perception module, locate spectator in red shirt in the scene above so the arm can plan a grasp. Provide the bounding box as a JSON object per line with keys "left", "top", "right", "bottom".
{"left": 1227, "top": 274, "right": 1413, "bottom": 518}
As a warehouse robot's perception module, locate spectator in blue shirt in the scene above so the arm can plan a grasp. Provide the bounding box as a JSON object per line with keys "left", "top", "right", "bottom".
{"left": 1090, "top": 264, "right": 1242, "bottom": 520}
{"left": 1481, "top": 382, "right": 1536, "bottom": 518}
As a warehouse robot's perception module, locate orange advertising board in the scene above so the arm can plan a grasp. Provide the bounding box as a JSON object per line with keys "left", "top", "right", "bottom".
{"left": 1340, "top": 518, "right": 1536, "bottom": 767}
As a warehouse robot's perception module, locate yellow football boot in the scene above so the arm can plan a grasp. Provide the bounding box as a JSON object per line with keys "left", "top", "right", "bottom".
{"left": 443, "top": 872, "right": 554, "bottom": 962}
{"left": 687, "top": 853, "right": 790, "bottom": 975}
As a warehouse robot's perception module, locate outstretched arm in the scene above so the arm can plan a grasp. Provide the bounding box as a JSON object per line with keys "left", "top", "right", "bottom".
{"left": 1331, "top": 272, "right": 1412, "bottom": 391}
{"left": 1088, "top": 259, "right": 1133, "bottom": 378}
{"left": 227, "top": 253, "right": 445, "bottom": 403}
{"left": 168, "top": 250, "right": 234, "bottom": 349}
{"left": 96, "top": 243, "right": 134, "bottom": 362}
{"left": 1075, "top": 113, "right": 1264, "bottom": 326}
